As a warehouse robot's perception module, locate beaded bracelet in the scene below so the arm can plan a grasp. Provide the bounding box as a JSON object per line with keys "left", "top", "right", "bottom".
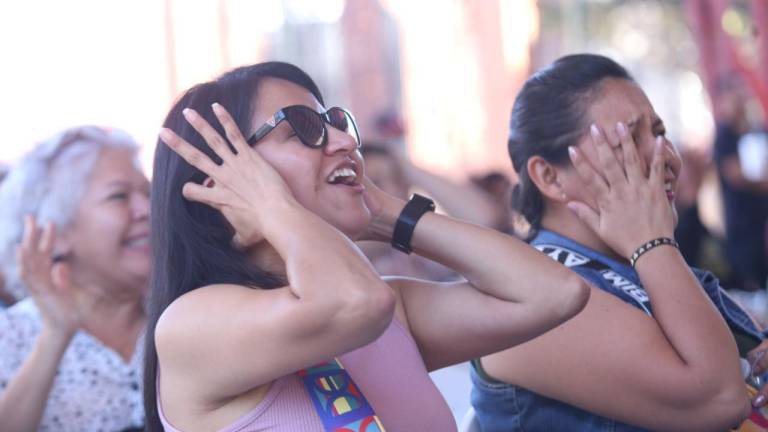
{"left": 629, "top": 237, "right": 679, "bottom": 267}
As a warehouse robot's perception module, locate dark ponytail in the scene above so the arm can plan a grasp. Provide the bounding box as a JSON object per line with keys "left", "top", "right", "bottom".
{"left": 508, "top": 53, "right": 633, "bottom": 238}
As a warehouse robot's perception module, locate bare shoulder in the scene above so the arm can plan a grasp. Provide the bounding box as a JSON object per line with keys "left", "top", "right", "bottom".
{"left": 158, "top": 284, "right": 266, "bottom": 328}
{"left": 162, "top": 283, "right": 273, "bottom": 312}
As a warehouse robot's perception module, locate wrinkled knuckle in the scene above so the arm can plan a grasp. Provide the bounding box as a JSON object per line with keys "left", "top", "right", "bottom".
{"left": 213, "top": 136, "right": 228, "bottom": 148}
{"left": 187, "top": 153, "right": 202, "bottom": 166}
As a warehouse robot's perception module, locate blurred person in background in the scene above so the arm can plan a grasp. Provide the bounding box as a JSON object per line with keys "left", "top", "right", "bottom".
{"left": 0, "top": 164, "right": 16, "bottom": 307}
{"left": 144, "top": 61, "right": 589, "bottom": 431}
{"left": 359, "top": 142, "right": 501, "bottom": 281}
{"left": 471, "top": 54, "right": 762, "bottom": 432}
{"left": 0, "top": 126, "right": 150, "bottom": 431}
{"left": 471, "top": 170, "right": 514, "bottom": 233}
{"left": 713, "top": 76, "right": 768, "bottom": 291}
{"left": 673, "top": 146, "right": 713, "bottom": 268}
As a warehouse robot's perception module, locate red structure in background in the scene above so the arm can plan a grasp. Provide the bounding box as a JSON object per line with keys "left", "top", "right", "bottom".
{"left": 685, "top": 0, "right": 768, "bottom": 124}
{"left": 755, "top": 0, "right": 768, "bottom": 100}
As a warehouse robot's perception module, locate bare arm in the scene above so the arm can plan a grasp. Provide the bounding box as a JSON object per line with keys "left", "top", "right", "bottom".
{"left": 483, "top": 123, "right": 749, "bottom": 431}
{"left": 364, "top": 179, "right": 590, "bottom": 371}
{"left": 155, "top": 106, "right": 396, "bottom": 406}
{"left": 483, "top": 283, "right": 748, "bottom": 432}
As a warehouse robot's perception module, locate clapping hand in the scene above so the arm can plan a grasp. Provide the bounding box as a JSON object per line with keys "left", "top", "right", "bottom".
{"left": 17, "top": 217, "right": 94, "bottom": 335}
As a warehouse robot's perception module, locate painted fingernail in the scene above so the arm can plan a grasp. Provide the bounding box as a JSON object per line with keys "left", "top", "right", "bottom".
{"left": 568, "top": 146, "right": 578, "bottom": 159}
{"left": 590, "top": 124, "right": 600, "bottom": 138}
{"left": 159, "top": 128, "right": 173, "bottom": 142}
{"left": 616, "top": 122, "right": 627, "bottom": 137}
{"left": 754, "top": 394, "right": 765, "bottom": 407}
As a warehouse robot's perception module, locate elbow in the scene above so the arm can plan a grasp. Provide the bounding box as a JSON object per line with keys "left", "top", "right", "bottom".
{"left": 365, "top": 282, "right": 397, "bottom": 329}
{"left": 557, "top": 275, "right": 590, "bottom": 320}
{"left": 672, "top": 377, "right": 751, "bottom": 431}
{"left": 706, "top": 382, "right": 751, "bottom": 431}
{"left": 731, "top": 398, "right": 753, "bottom": 431}
{"left": 706, "top": 365, "right": 752, "bottom": 430}
{"left": 339, "top": 281, "right": 396, "bottom": 343}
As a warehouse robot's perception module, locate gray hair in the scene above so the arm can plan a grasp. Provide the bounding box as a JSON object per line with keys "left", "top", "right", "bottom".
{"left": 0, "top": 126, "right": 141, "bottom": 301}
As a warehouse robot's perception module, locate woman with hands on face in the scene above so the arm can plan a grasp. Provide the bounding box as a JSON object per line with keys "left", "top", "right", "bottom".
{"left": 143, "top": 62, "right": 590, "bottom": 432}
{"left": 0, "top": 127, "right": 150, "bottom": 432}
{"left": 471, "top": 54, "right": 764, "bottom": 432}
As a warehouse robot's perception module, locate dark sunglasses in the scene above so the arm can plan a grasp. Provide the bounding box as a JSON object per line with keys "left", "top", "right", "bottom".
{"left": 247, "top": 105, "right": 361, "bottom": 149}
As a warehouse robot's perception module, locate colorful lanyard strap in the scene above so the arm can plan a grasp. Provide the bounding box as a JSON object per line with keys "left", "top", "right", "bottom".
{"left": 297, "top": 358, "right": 386, "bottom": 432}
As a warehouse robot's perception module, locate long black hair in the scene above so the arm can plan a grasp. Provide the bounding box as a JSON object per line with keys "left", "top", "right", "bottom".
{"left": 508, "top": 53, "right": 633, "bottom": 237}
{"left": 143, "top": 62, "right": 325, "bottom": 431}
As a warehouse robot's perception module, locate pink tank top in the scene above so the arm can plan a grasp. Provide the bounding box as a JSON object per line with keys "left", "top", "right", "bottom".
{"left": 158, "top": 318, "right": 456, "bottom": 431}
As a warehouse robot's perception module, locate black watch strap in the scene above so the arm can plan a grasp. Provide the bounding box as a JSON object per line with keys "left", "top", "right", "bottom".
{"left": 391, "top": 193, "right": 435, "bottom": 254}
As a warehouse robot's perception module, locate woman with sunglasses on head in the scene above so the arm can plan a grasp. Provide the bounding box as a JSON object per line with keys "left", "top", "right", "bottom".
{"left": 0, "top": 127, "right": 150, "bottom": 432}
{"left": 144, "top": 61, "right": 590, "bottom": 431}
{"left": 470, "top": 54, "right": 765, "bottom": 432}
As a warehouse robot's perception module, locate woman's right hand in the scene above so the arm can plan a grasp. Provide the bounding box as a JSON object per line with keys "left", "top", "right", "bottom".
{"left": 358, "top": 174, "right": 406, "bottom": 242}
{"left": 17, "top": 217, "right": 93, "bottom": 336}
{"left": 159, "top": 103, "right": 298, "bottom": 248}
{"left": 566, "top": 123, "right": 675, "bottom": 259}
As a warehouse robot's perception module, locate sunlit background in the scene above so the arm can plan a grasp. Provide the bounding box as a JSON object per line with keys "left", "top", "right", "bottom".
{"left": 3, "top": 0, "right": 764, "bottom": 178}
{"left": 1, "top": 0, "right": 766, "bottom": 271}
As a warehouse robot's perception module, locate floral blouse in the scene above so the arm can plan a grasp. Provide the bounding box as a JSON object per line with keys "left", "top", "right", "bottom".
{"left": 0, "top": 299, "right": 144, "bottom": 431}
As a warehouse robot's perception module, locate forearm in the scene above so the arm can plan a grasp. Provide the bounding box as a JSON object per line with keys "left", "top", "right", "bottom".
{"left": 0, "top": 328, "right": 72, "bottom": 432}
{"left": 373, "top": 200, "right": 586, "bottom": 308}
{"left": 418, "top": 214, "right": 585, "bottom": 305}
{"left": 636, "top": 247, "right": 741, "bottom": 376}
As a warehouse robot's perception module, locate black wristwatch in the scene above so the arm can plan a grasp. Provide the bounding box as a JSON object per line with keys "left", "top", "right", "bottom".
{"left": 391, "top": 193, "right": 435, "bottom": 254}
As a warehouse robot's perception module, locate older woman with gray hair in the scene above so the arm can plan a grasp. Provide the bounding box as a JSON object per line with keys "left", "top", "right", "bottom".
{"left": 0, "top": 126, "right": 150, "bottom": 431}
